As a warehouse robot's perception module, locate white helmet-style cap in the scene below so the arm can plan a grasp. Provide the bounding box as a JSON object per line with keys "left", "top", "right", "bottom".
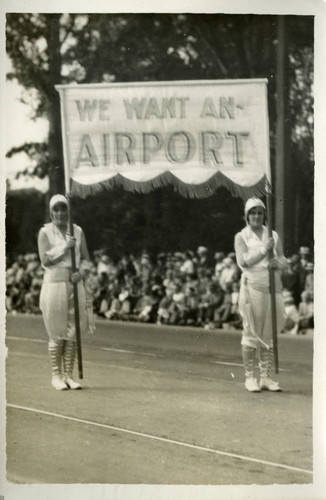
{"left": 49, "top": 194, "right": 68, "bottom": 212}
{"left": 244, "top": 197, "right": 266, "bottom": 220}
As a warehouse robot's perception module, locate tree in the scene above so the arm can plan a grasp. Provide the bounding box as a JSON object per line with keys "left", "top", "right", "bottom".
{"left": 6, "top": 13, "right": 314, "bottom": 256}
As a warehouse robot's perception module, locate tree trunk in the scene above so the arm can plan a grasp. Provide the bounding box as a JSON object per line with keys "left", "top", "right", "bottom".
{"left": 46, "top": 14, "right": 65, "bottom": 198}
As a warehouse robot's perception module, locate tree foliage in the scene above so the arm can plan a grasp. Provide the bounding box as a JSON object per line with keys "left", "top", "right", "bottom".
{"left": 6, "top": 13, "right": 314, "bottom": 256}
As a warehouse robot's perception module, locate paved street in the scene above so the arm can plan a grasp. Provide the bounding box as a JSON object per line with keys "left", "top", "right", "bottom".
{"left": 5, "top": 314, "right": 313, "bottom": 485}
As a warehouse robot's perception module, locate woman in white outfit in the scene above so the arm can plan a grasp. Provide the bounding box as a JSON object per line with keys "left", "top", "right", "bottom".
{"left": 234, "top": 197, "right": 287, "bottom": 392}
{"left": 38, "top": 194, "right": 91, "bottom": 390}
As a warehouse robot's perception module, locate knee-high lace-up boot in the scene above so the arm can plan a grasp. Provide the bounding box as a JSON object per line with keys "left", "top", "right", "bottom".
{"left": 48, "top": 340, "right": 68, "bottom": 390}
{"left": 259, "top": 347, "right": 282, "bottom": 391}
{"left": 242, "top": 345, "right": 260, "bottom": 392}
{"left": 63, "top": 340, "right": 82, "bottom": 389}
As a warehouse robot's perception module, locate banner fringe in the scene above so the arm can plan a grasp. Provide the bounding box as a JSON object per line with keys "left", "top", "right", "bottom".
{"left": 70, "top": 172, "right": 268, "bottom": 201}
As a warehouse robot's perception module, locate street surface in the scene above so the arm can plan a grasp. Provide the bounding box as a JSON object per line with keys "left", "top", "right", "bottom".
{"left": 5, "top": 314, "right": 313, "bottom": 485}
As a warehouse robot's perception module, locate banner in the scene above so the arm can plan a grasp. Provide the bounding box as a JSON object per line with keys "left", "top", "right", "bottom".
{"left": 56, "top": 79, "right": 270, "bottom": 199}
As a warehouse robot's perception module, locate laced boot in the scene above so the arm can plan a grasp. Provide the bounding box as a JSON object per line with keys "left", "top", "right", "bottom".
{"left": 242, "top": 345, "right": 260, "bottom": 392}
{"left": 48, "top": 340, "right": 68, "bottom": 390}
{"left": 63, "top": 340, "right": 82, "bottom": 389}
{"left": 259, "top": 347, "right": 282, "bottom": 391}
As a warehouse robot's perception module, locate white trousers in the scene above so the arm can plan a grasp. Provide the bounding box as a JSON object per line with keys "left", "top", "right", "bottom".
{"left": 40, "top": 279, "right": 87, "bottom": 342}
{"left": 239, "top": 282, "right": 286, "bottom": 349}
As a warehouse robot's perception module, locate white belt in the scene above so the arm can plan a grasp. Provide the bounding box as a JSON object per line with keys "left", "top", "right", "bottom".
{"left": 43, "top": 267, "right": 72, "bottom": 283}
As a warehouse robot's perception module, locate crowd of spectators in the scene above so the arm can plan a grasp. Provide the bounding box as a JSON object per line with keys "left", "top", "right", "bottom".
{"left": 5, "top": 245, "right": 314, "bottom": 334}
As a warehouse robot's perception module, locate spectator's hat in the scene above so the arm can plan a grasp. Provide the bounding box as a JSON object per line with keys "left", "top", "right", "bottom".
{"left": 306, "top": 262, "right": 314, "bottom": 271}
{"left": 119, "top": 291, "right": 129, "bottom": 302}
{"left": 174, "top": 252, "right": 184, "bottom": 260}
{"left": 49, "top": 194, "right": 68, "bottom": 212}
{"left": 244, "top": 197, "right": 266, "bottom": 222}
{"left": 197, "top": 246, "right": 208, "bottom": 255}
{"left": 299, "top": 246, "right": 310, "bottom": 255}
{"left": 31, "top": 278, "right": 41, "bottom": 289}
{"left": 157, "top": 252, "right": 166, "bottom": 260}
{"left": 282, "top": 290, "right": 294, "bottom": 303}
{"left": 223, "top": 257, "right": 233, "bottom": 266}
{"left": 284, "top": 296, "right": 294, "bottom": 305}
{"left": 301, "top": 290, "right": 313, "bottom": 301}
{"left": 214, "top": 252, "right": 224, "bottom": 260}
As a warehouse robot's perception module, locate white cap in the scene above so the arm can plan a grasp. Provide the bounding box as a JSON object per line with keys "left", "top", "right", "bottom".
{"left": 197, "top": 246, "right": 208, "bottom": 255}
{"left": 244, "top": 197, "right": 266, "bottom": 219}
{"left": 49, "top": 194, "right": 68, "bottom": 212}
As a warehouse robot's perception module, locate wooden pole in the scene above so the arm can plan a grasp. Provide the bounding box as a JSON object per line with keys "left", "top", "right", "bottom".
{"left": 67, "top": 195, "right": 83, "bottom": 379}
{"left": 57, "top": 87, "right": 83, "bottom": 379}
{"left": 266, "top": 187, "right": 279, "bottom": 374}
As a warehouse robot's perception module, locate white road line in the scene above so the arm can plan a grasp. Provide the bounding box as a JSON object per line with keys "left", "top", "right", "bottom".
{"left": 7, "top": 403, "right": 312, "bottom": 476}
{"left": 7, "top": 336, "right": 46, "bottom": 344}
{"left": 7, "top": 336, "right": 159, "bottom": 358}
{"left": 101, "top": 347, "right": 157, "bottom": 357}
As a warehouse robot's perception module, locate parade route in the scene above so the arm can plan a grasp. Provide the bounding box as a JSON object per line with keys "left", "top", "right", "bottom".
{"left": 5, "top": 314, "right": 313, "bottom": 485}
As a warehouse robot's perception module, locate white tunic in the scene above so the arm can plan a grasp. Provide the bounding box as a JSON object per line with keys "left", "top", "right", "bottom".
{"left": 39, "top": 223, "right": 87, "bottom": 341}
{"left": 235, "top": 225, "right": 286, "bottom": 349}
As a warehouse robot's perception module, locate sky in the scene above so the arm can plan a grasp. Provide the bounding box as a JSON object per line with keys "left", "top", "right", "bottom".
{"left": 5, "top": 58, "right": 49, "bottom": 192}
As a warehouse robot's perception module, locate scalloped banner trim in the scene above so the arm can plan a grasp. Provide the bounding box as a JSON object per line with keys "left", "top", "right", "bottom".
{"left": 70, "top": 171, "right": 270, "bottom": 201}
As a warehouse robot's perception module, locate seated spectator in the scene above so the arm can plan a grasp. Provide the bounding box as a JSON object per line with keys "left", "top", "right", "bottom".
{"left": 215, "top": 282, "right": 233, "bottom": 327}
{"left": 184, "top": 286, "right": 199, "bottom": 325}
{"left": 197, "top": 246, "right": 210, "bottom": 270}
{"left": 281, "top": 256, "right": 301, "bottom": 306}
{"left": 304, "top": 262, "right": 314, "bottom": 294}
{"left": 298, "top": 290, "right": 314, "bottom": 334}
{"left": 197, "top": 281, "right": 224, "bottom": 329}
{"left": 299, "top": 246, "right": 311, "bottom": 270}
{"left": 229, "top": 281, "right": 242, "bottom": 329}
{"left": 24, "top": 278, "right": 42, "bottom": 315}
{"left": 282, "top": 290, "right": 300, "bottom": 335}
{"left": 97, "top": 255, "right": 112, "bottom": 277}
{"left": 133, "top": 286, "right": 159, "bottom": 323}
{"left": 118, "top": 288, "right": 132, "bottom": 320}
{"left": 157, "top": 288, "right": 174, "bottom": 325}
{"left": 6, "top": 282, "right": 20, "bottom": 313}
{"left": 197, "top": 268, "right": 211, "bottom": 295}
{"left": 139, "top": 251, "right": 152, "bottom": 291}
{"left": 219, "top": 257, "right": 239, "bottom": 292}
{"left": 163, "top": 269, "right": 177, "bottom": 295}
{"left": 183, "top": 272, "right": 198, "bottom": 295}
{"left": 180, "top": 250, "right": 195, "bottom": 276}
{"left": 105, "top": 291, "right": 121, "bottom": 320}
{"left": 168, "top": 281, "right": 186, "bottom": 325}
{"left": 173, "top": 252, "right": 185, "bottom": 274}
{"left": 214, "top": 252, "right": 226, "bottom": 281}
{"left": 153, "top": 253, "right": 166, "bottom": 280}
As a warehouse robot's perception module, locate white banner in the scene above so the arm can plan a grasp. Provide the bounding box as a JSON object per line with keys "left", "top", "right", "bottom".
{"left": 56, "top": 80, "right": 270, "bottom": 199}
